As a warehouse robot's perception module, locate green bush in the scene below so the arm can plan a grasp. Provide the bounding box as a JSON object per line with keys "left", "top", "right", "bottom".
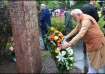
{"left": 98, "top": 16, "right": 105, "bottom": 32}
{"left": 51, "top": 16, "right": 65, "bottom": 33}
{"left": 96, "top": 1, "right": 101, "bottom": 11}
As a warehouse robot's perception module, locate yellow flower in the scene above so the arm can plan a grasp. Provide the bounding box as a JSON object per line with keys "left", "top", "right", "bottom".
{"left": 55, "top": 48, "right": 60, "bottom": 53}
{"left": 54, "top": 36, "right": 59, "bottom": 40}
{"left": 50, "top": 27, "right": 55, "bottom": 31}
{"left": 55, "top": 30, "right": 59, "bottom": 33}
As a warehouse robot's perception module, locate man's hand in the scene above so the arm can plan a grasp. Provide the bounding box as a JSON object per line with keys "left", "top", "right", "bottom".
{"left": 61, "top": 41, "right": 71, "bottom": 49}
{"left": 61, "top": 44, "right": 69, "bottom": 49}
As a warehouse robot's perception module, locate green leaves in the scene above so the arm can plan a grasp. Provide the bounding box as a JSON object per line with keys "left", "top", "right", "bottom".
{"left": 98, "top": 16, "right": 105, "bottom": 32}
{"left": 47, "top": 1, "right": 60, "bottom": 9}
{"left": 51, "top": 17, "right": 65, "bottom": 33}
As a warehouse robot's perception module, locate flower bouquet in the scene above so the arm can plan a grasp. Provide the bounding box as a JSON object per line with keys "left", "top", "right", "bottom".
{"left": 45, "top": 27, "right": 74, "bottom": 72}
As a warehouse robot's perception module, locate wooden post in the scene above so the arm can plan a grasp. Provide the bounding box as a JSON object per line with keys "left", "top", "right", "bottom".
{"left": 9, "top": 1, "right": 42, "bottom": 73}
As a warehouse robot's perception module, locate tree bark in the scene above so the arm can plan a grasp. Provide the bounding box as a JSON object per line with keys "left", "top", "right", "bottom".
{"left": 9, "top": 1, "right": 42, "bottom": 73}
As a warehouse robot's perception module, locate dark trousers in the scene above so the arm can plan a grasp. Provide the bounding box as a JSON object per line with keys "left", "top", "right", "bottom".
{"left": 40, "top": 24, "right": 48, "bottom": 50}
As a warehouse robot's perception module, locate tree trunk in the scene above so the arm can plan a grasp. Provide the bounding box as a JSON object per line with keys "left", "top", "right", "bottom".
{"left": 9, "top": 1, "right": 42, "bottom": 73}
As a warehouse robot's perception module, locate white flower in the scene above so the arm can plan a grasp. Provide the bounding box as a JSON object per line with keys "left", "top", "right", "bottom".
{"left": 66, "top": 47, "right": 73, "bottom": 55}
{"left": 61, "top": 51, "right": 66, "bottom": 56}
{"left": 98, "top": 11, "right": 101, "bottom": 17}
{"left": 56, "top": 52, "right": 66, "bottom": 62}
{"left": 69, "top": 57, "right": 74, "bottom": 60}
{"left": 67, "top": 66, "right": 70, "bottom": 70}
{"left": 70, "top": 64, "right": 73, "bottom": 67}
{"left": 9, "top": 46, "right": 14, "bottom": 51}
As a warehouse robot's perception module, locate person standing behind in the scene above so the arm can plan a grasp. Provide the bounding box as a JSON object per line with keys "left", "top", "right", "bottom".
{"left": 40, "top": 4, "right": 51, "bottom": 36}
{"left": 65, "top": 11, "right": 73, "bottom": 34}
{"left": 81, "top": 0, "right": 99, "bottom": 22}
{"left": 40, "top": 4, "right": 51, "bottom": 50}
